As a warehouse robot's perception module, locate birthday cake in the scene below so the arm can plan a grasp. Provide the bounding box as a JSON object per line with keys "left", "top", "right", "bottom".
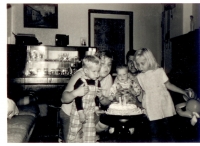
{"left": 106, "top": 102, "right": 142, "bottom": 116}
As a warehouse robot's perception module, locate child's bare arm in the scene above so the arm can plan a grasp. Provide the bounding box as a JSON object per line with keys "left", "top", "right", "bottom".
{"left": 130, "top": 77, "right": 143, "bottom": 102}
{"left": 61, "top": 71, "right": 86, "bottom": 103}
{"left": 175, "top": 102, "right": 193, "bottom": 118}
{"left": 165, "top": 81, "right": 188, "bottom": 96}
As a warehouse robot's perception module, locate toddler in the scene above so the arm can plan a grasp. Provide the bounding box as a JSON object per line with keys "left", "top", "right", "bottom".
{"left": 67, "top": 55, "right": 101, "bottom": 143}
{"left": 108, "top": 65, "right": 142, "bottom": 134}
{"left": 110, "top": 65, "right": 141, "bottom": 104}
{"left": 134, "top": 48, "right": 188, "bottom": 142}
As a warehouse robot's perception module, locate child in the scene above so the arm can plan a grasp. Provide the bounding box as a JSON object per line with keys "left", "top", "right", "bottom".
{"left": 110, "top": 65, "right": 141, "bottom": 104}
{"left": 67, "top": 55, "right": 101, "bottom": 143}
{"left": 134, "top": 48, "right": 188, "bottom": 142}
{"left": 99, "top": 65, "right": 142, "bottom": 135}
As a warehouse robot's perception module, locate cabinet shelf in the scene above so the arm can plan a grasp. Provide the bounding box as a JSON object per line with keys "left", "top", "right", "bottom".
{"left": 28, "top": 59, "right": 76, "bottom": 62}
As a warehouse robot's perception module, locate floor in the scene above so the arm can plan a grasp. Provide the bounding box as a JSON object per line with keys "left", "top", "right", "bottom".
{"left": 29, "top": 115, "right": 200, "bottom": 143}
{"left": 99, "top": 116, "right": 200, "bottom": 143}
{"left": 29, "top": 116, "right": 59, "bottom": 143}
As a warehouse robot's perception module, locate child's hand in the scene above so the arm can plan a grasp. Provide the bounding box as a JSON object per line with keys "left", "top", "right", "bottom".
{"left": 108, "top": 94, "right": 115, "bottom": 101}
{"left": 96, "top": 88, "right": 103, "bottom": 98}
{"left": 185, "top": 88, "right": 196, "bottom": 98}
{"left": 78, "top": 110, "right": 86, "bottom": 123}
{"left": 75, "top": 84, "right": 89, "bottom": 97}
{"left": 84, "top": 85, "right": 89, "bottom": 95}
{"left": 95, "top": 107, "right": 105, "bottom": 116}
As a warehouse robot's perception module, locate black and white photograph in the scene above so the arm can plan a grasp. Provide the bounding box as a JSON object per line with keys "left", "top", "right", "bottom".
{"left": 6, "top": 2, "right": 200, "bottom": 143}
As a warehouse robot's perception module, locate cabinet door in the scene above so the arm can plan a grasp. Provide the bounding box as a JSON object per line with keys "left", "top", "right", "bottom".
{"left": 7, "top": 45, "right": 27, "bottom": 77}
{"left": 24, "top": 84, "right": 66, "bottom": 106}
{"left": 7, "top": 78, "right": 24, "bottom": 100}
{"left": 170, "top": 30, "right": 200, "bottom": 91}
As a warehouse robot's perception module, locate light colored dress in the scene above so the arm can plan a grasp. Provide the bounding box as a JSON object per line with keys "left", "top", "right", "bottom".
{"left": 137, "top": 68, "right": 176, "bottom": 121}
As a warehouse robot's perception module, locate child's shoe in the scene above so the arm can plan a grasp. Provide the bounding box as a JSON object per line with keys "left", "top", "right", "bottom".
{"left": 129, "top": 128, "right": 135, "bottom": 134}
{"left": 95, "top": 134, "right": 100, "bottom": 142}
{"left": 109, "top": 127, "right": 115, "bottom": 134}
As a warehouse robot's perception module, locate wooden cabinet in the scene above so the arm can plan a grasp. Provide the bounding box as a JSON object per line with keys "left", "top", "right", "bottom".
{"left": 169, "top": 29, "right": 200, "bottom": 103}
{"left": 7, "top": 45, "right": 95, "bottom": 105}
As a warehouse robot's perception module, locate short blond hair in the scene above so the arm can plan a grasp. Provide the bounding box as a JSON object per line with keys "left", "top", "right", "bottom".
{"left": 134, "top": 48, "right": 159, "bottom": 70}
{"left": 82, "top": 55, "right": 100, "bottom": 68}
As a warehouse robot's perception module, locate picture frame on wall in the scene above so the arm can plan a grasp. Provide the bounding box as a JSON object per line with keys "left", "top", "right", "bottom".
{"left": 24, "top": 4, "right": 58, "bottom": 29}
{"left": 88, "top": 9, "right": 133, "bottom": 66}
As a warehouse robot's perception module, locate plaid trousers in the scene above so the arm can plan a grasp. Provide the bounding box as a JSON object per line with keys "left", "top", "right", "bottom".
{"left": 67, "top": 86, "right": 97, "bottom": 143}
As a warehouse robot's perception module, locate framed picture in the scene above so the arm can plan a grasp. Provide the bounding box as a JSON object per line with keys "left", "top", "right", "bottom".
{"left": 88, "top": 9, "right": 133, "bottom": 67}
{"left": 24, "top": 4, "right": 58, "bottom": 28}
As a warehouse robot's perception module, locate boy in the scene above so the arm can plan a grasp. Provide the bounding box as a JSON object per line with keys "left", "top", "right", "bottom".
{"left": 67, "top": 55, "right": 101, "bottom": 143}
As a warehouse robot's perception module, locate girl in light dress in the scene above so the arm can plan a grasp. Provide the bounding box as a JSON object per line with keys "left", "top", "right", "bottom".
{"left": 134, "top": 48, "right": 188, "bottom": 142}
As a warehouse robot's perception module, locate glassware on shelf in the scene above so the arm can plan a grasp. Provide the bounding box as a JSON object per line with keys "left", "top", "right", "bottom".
{"left": 71, "top": 63, "right": 76, "bottom": 74}
{"left": 61, "top": 68, "right": 67, "bottom": 76}
{"left": 50, "top": 69, "right": 56, "bottom": 75}
{"left": 44, "top": 68, "right": 48, "bottom": 75}
{"left": 38, "top": 53, "right": 44, "bottom": 61}
{"left": 28, "top": 68, "right": 33, "bottom": 75}
{"left": 29, "top": 68, "right": 37, "bottom": 75}
{"left": 62, "top": 53, "right": 69, "bottom": 61}
{"left": 31, "top": 50, "right": 38, "bottom": 61}
{"left": 55, "top": 68, "right": 61, "bottom": 75}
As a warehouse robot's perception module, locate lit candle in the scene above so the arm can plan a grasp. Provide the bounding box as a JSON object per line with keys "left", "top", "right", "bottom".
{"left": 119, "top": 97, "right": 122, "bottom": 105}
{"left": 124, "top": 97, "right": 126, "bottom": 105}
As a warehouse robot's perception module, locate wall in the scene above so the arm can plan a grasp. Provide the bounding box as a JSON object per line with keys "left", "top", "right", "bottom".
{"left": 163, "top": 4, "right": 200, "bottom": 73}
{"left": 170, "top": 4, "right": 183, "bottom": 38}
{"left": 7, "top": 5, "right": 12, "bottom": 43}
{"left": 193, "top": 4, "right": 200, "bottom": 30}
{"left": 170, "top": 3, "right": 200, "bottom": 38}
{"left": 7, "top": 3, "right": 162, "bottom": 64}
{"left": 183, "top": 4, "right": 193, "bottom": 34}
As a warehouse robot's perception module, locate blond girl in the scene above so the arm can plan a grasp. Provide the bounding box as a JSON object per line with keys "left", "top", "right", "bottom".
{"left": 134, "top": 48, "right": 188, "bottom": 142}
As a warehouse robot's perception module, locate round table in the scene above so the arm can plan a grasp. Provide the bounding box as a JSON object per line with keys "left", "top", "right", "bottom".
{"left": 100, "top": 113, "right": 146, "bottom": 142}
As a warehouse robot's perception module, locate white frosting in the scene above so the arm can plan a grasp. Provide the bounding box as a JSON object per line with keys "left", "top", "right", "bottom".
{"left": 106, "top": 102, "right": 142, "bottom": 116}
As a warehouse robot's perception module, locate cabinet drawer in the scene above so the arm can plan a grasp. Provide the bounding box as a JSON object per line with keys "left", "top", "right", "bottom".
{"left": 25, "top": 78, "right": 48, "bottom": 83}
{"left": 47, "top": 78, "right": 69, "bottom": 83}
